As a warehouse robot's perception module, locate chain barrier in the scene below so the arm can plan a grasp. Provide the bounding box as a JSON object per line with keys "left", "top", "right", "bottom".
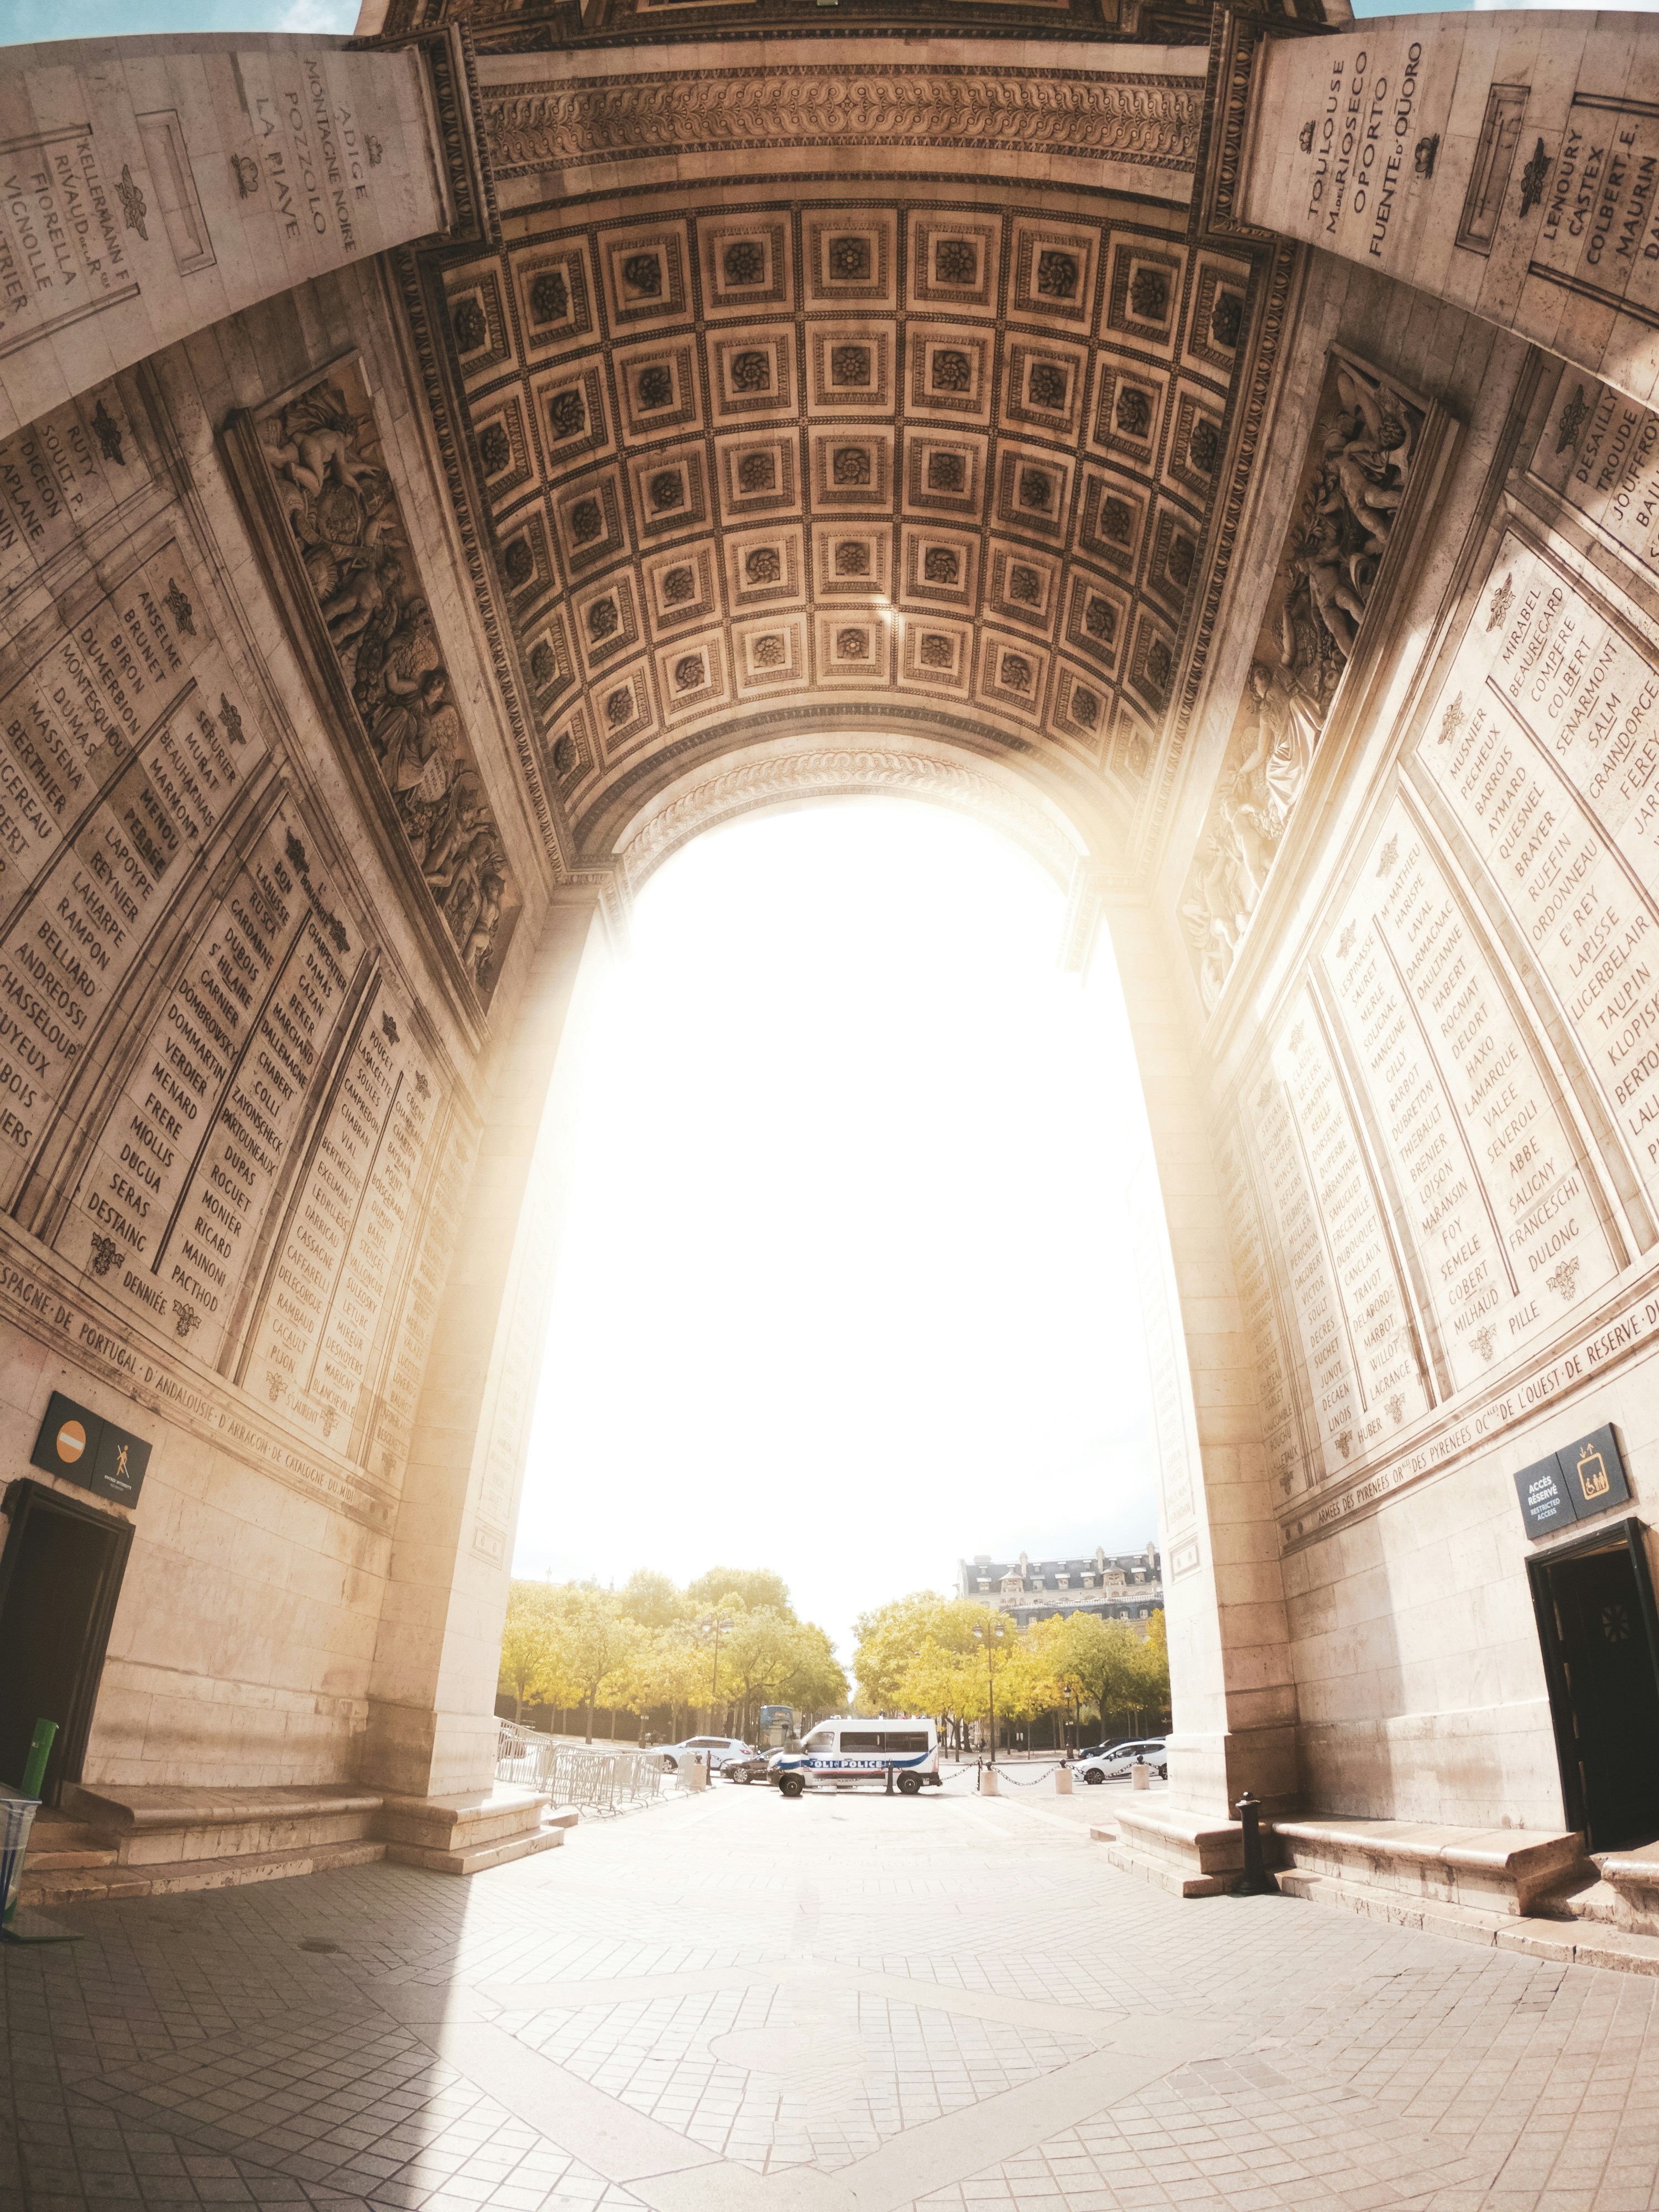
{"left": 937, "top": 1758, "right": 1072, "bottom": 1791}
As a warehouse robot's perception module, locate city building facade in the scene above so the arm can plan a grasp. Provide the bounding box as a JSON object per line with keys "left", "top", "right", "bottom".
{"left": 958, "top": 1548, "right": 1163, "bottom": 1631}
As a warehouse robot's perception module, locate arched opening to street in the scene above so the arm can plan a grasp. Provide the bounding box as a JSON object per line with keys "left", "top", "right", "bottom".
{"left": 502, "top": 795, "right": 1170, "bottom": 1766}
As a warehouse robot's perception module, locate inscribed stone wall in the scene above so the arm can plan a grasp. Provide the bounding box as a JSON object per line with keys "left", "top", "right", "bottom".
{"left": 1237, "top": 13, "right": 1659, "bottom": 413}
{"left": 0, "top": 36, "right": 444, "bottom": 437}
{"left": 1202, "top": 340, "right": 1659, "bottom": 1822}
{"left": 0, "top": 268, "right": 540, "bottom": 1787}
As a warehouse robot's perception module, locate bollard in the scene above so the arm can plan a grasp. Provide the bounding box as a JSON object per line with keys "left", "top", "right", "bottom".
{"left": 980, "top": 1765, "right": 998, "bottom": 1796}
{"left": 1131, "top": 1759, "right": 1150, "bottom": 1791}
{"left": 1055, "top": 1764, "right": 1072, "bottom": 1796}
{"left": 1231, "top": 1790, "right": 1279, "bottom": 1896}
{"left": 685, "top": 1754, "right": 708, "bottom": 1792}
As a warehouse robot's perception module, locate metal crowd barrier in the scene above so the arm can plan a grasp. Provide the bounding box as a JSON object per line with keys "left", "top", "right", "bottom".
{"left": 495, "top": 1723, "right": 675, "bottom": 1816}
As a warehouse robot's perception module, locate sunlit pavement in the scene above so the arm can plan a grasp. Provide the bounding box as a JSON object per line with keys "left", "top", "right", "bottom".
{"left": 6, "top": 1788, "right": 1658, "bottom": 2211}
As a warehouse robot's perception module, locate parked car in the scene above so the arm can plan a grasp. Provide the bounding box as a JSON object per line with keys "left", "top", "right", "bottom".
{"left": 1074, "top": 1738, "right": 1168, "bottom": 1785}
{"left": 655, "top": 1735, "right": 753, "bottom": 1776}
{"left": 717, "top": 1748, "right": 773, "bottom": 1784}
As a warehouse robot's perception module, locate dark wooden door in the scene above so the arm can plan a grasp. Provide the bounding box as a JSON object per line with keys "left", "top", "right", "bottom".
{"left": 1547, "top": 1542, "right": 1659, "bottom": 1853}
{"left": 0, "top": 1481, "right": 132, "bottom": 1805}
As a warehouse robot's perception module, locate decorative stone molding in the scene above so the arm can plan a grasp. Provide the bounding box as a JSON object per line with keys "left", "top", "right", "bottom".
{"left": 612, "top": 741, "right": 1088, "bottom": 912}
{"left": 483, "top": 66, "right": 1202, "bottom": 178}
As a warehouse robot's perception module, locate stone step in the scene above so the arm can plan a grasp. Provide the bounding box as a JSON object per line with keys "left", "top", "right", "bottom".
{"left": 1270, "top": 1815, "right": 1589, "bottom": 1917}
{"left": 18, "top": 1836, "right": 387, "bottom": 1907}
{"left": 64, "top": 1783, "right": 384, "bottom": 1868}
{"left": 1532, "top": 1845, "right": 1659, "bottom": 1937}
{"left": 15, "top": 1783, "right": 573, "bottom": 1904}
{"left": 1601, "top": 1842, "right": 1659, "bottom": 1934}
{"left": 385, "top": 1821, "right": 567, "bottom": 1877}
{"left": 1103, "top": 1808, "right": 1659, "bottom": 1976}
{"left": 24, "top": 1845, "right": 121, "bottom": 1871}
{"left": 23, "top": 1810, "right": 119, "bottom": 1872}
{"left": 1531, "top": 1870, "right": 1627, "bottom": 1924}
{"left": 1105, "top": 1802, "right": 1256, "bottom": 1897}
{"left": 28, "top": 1812, "right": 112, "bottom": 1849}
{"left": 1278, "top": 1866, "right": 1516, "bottom": 1947}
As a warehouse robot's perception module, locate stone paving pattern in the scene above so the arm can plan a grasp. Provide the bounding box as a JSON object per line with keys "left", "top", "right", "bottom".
{"left": 5, "top": 1785, "right": 1659, "bottom": 2211}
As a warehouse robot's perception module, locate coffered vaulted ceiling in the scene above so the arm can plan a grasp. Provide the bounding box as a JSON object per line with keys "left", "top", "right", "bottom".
{"left": 408, "top": 41, "right": 1280, "bottom": 881}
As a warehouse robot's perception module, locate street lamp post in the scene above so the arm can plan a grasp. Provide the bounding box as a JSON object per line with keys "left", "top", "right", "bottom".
{"left": 971, "top": 1616, "right": 1005, "bottom": 1766}
{"left": 696, "top": 1611, "right": 733, "bottom": 1731}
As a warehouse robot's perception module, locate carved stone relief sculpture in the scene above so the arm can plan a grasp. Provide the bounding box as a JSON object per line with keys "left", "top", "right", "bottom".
{"left": 482, "top": 69, "right": 1204, "bottom": 182}
{"left": 228, "top": 358, "right": 519, "bottom": 1015}
{"left": 1181, "top": 351, "right": 1426, "bottom": 1009}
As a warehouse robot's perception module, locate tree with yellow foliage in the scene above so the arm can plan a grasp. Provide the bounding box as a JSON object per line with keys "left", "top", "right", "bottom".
{"left": 498, "top": 1582, "right": 561, "bottom": 1723}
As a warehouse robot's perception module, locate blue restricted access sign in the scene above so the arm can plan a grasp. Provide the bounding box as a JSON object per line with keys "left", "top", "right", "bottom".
{"left": 1515, "top": 1453, "right": 1577, "bottom": 1538}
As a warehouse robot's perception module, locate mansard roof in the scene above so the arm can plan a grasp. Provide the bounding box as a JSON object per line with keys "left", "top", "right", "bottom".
{"left": 961, "top": 1551, "right": 1160, "bottom": 1589}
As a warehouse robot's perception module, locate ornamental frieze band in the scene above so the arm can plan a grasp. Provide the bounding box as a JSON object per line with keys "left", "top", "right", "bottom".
{"left": 483, "top": 67, "right": 1203, "bottom": 178}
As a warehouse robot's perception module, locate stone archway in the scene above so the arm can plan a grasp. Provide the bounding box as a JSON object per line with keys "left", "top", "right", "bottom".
{"left": 0, "top": 4, "right": 1296, "bottom": 1892}
{"left": 32, "top": 0, "right": 1640, "bottom": 1915}
{"left": 363, "top": 724, "right": 1290, "bottom": 1850}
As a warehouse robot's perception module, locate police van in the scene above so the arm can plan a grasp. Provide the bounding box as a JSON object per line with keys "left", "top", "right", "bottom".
{"left": 770, "top": 1717, "right": 941, "bottom": 1796}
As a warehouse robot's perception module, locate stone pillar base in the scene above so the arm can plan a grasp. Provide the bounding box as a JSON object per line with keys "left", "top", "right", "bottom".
{"left": 378, "top": 1784, "right": 569, "bottom": 1875}
{"left": 1161, "top": 1726, "right": 1298, "bottom": 1824}
{"left": 1100, "top": 1799, "right": 1284, "bottom": 1898}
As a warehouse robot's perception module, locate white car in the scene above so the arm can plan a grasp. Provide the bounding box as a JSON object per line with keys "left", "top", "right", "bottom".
{"left": 655, "top": 1735, "right": 754, "bottom": 1777}
{"left": 1074, "top": 1738, "right": 1168, "bottom": 1785}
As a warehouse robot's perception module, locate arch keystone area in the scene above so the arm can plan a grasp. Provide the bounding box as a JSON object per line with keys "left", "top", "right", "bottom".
{"left": 609, "top": 734, "right": 1098, "bottom": 915}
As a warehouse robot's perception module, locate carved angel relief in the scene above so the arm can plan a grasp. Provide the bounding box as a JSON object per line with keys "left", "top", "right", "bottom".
{"left": 1181, "top": 353, "right": 1427, "bottom": 1011}
{"left": 247, "top": 362, "right": 518, "bottom": 1005}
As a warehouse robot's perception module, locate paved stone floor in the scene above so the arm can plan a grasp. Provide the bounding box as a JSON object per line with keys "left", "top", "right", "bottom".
{"left": 6, "top": 1782, "right": 1659, "bottom": 2212}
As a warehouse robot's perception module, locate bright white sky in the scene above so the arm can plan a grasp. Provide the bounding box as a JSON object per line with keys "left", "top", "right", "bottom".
{"left": 512, "top": 798, "right": 1160, "bottom": 1667}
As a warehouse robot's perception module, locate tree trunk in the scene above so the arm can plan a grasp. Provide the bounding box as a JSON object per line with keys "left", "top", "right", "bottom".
{"left": 585, "top": 1696, "right": 594, "bottom": 1745}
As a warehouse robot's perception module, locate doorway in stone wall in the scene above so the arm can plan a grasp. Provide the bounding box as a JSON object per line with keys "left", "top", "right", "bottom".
{"left": 0, "top": 1481, "right": 132, "bottom": 1806}
{"left": 1528, "top": 1520, "right": 1659, "bottom": 1853}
